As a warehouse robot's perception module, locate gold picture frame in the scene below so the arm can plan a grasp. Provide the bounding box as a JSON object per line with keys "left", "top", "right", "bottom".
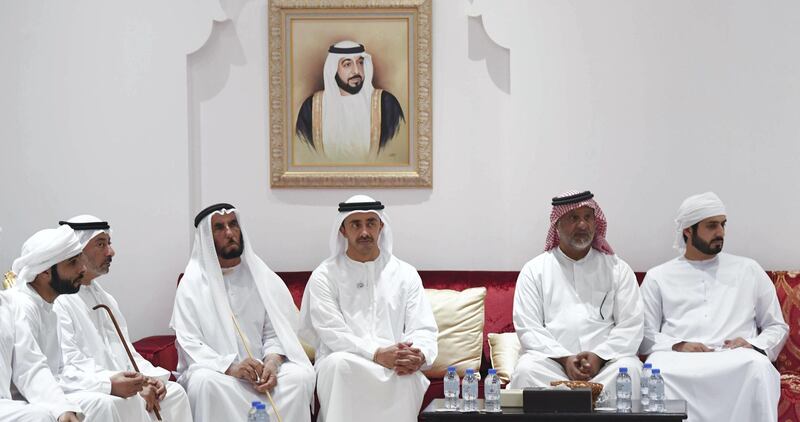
{"left": 268, "top": 0, "right": 432, "bottom": 188}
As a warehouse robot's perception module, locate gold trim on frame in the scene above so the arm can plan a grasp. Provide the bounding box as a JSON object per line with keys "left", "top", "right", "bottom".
{"left": 268, "top": 0, "right": 432, "bottom": 188}
{"left": 311, "top": 91, "right": 324, "bottom": 155}
{"left": 369, "top": 88, "right": 383, "bottom": 158}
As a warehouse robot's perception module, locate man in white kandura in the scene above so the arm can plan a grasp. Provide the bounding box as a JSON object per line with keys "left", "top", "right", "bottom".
{"left": 299, "top": 195, "right": 439, "bottom": 422}
{"left": 1, "top": 232, "right": 81, "bottom": 422}
{"left": 54, "top": 215, "right": 192, "bottom": 422}
{"left": 640, "top": 192, "right": 788, "bottom": 422}
{"left": 171, "top": 203, "right": 314, "bottom": 422}
{"left": 9, "top": 225, "right": 148, "bottom": 421}
{"left": 509, "top": 190, "right": 644, "bottom": 396}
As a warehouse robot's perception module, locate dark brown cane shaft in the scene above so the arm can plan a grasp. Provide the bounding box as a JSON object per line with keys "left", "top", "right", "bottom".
{"left": 93, "top": 304, "right": 163, "bottom": 421}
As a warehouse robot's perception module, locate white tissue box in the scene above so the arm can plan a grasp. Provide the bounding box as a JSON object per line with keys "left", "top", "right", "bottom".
{"left": 500, "top": 389, "right": 523, "bottom": 407}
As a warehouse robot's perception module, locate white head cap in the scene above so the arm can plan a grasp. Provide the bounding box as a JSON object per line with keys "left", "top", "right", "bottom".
{"left": 329, "top": 194, "right": 393, "bottom": 258}
{"left": 11, "top": 225, "right": 82, "bottom": 287}
{"left": 673, "top": 192, "right": 727, "bottom": 251}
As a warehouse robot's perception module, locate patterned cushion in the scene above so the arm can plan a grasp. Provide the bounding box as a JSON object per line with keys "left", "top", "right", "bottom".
{"left": 771, "top": 271, "right": 800, "bottom": 422}
{"left": 772, "top": 271, "right": 800, "bottom": 376}
{"left": 780, "top": 373, "right": 800, "bottom": 419}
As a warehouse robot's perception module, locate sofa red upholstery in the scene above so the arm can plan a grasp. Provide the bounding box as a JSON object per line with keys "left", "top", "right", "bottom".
{"left": 133, "top": 270, "right": 799, "bottom": 420}
{"left": 773, "top": 271, "right": 800, "bottom": 421}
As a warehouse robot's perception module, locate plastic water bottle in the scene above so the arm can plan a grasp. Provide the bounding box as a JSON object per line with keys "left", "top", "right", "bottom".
{"left": 254, "top": 403, "right": 270, "bottom": 422}
{"left": 615, "top": 367, "right": 632, "bottom": 412}
{"left": 484, "top": 368, "right": 501, "bottom": 412}
{"left": 443, "top": 366, "right": 460, "bottom": 410}
{"left": 640, "top": 363, "right": 652, "bottom": 410}
{"left": 649, "top": 368, "right": 665, "bottom": 413}
{"left": 462, "top": 368, "right": 479, "bottom": 412}
{"left": 247, "top": 401, "right": 261, "bottom": 422}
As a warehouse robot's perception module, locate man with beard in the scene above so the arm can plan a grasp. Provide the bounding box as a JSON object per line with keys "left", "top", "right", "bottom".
{"left": 54, "top": 216, "right": 192, "bottom": 421}
{"left": 295, "top": 40, "right": 405, "bottom": 162}
{"left": 299, "top": 195, "right": 438, "bottom": 422}
{"left": 1, "top": 226, "right": 82, "bottom": 422}
{"left": 640, "top": 192, "right": 787, "bottom": 422}
{"left": 9, "top": 225, "right": 149, "bottom": 421}
{"left": 171, "top": 203, "right": 314, "bottom": 422}
{"left": 508, "top": 191, "right": 644, "bottom": 398}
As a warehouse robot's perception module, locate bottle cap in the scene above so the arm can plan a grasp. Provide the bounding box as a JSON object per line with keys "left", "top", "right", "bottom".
{"left": 643, "top": 363, "right": 652, "bottom": 368}
{"left": 447, "top": 366, "right": 456, "bottom": 372}
{"left": 619, "top": 367, "right": 628, "bottom": 373}
{"left": 252, "top": 401, "right": 262, "bottom": 407}
{"left": 488, "top": 368, "right": 497, "bottom": 375}
{"left": 466, "top": 368, "right": 475, "bottom": 375}
{"left": 652, "top": 368, "right": 660, "bottom": 374}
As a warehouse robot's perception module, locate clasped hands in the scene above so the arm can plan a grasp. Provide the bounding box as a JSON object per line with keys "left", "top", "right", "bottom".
{"left": 672, "top": 337, "right": 752, "bottom": 352}
{"left": 57, "top": 412, "right": 80, "bottom": 422}
{"left": 373, "top": 341, "right": 426, "bottom": 375}
{"left": 226, "top": 354, "right": 283, "bottom": 393}
{"left": 110, "top": 371, "right": 166, "bottom": 412}
{"left": 556, "top": 351, "right": 605, "bottom": 381}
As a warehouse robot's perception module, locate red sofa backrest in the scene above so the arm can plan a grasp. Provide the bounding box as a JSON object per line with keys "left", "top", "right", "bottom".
{"left": 276, "top": 270, "right": 799, "bottom": 374}
{"left": 277, "top": 270, "right": 520, "bottom": 361}
{"left": 276, "top": 270, "right": 646, "bottom": 359}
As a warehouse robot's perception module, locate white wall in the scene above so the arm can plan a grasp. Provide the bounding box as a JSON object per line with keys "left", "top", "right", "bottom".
{"left": 2, "top": 0, "right": 799, "bottom": 338}
{"left": 0, "top": 0, "right": 224, "bottom": 338}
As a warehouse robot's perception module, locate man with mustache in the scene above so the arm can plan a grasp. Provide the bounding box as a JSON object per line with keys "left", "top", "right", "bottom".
{"left": 54, "top": 215, "right": 192, "bottom": 421}
{"left": 172, "top": 203, "right": 314, "bottom": 422}
{"left": 10, "top": 224, "right": 150, "bottom": 420}
{"left": 509, "top": 191, "right": 644, "bottom": 398}
{"left": 299, "top": 195, "right": 438, "bottom": 422}
{"left": 2, "top": 225, "right": 83, "bottom": 422}
{"left": 640, "top": 192, "right": 787, "bottom": 422}
{"left": 295, "top": 40, "right": 405, "bottom": 162}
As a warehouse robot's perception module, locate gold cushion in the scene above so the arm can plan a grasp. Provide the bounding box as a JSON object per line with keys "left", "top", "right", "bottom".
{"left": 294, "top": 307, "right": 315, "bottom": 362}
{"left": 301, "top": 340, "right": 316, "bottom": 363}
{"left": 488, "top": 332, "right": 521, "bottom": 384}
{"left": 423, "top": 287, "right": 486, "bottom": 378}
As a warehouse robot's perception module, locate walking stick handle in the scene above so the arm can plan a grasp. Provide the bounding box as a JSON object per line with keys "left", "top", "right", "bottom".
{"left": 93, "top": 304, "right": 163, "bottom": 421}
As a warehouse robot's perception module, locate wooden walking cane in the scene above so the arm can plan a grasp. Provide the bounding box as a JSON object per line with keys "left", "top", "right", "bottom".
{"left": 93, "top": 304, "right": 163, "bottom": 421}
{"left": 231, "top": 314, "right": 284, "bottom": 422}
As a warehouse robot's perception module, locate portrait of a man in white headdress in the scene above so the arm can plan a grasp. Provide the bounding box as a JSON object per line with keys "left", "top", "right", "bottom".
{"left": 295, "top": 40, "right": 406, "bottom": 163}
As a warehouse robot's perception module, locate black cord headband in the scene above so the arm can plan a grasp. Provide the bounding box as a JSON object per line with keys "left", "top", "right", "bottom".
{"left": 194, "top": 203, "right": 236, "bottom": 227}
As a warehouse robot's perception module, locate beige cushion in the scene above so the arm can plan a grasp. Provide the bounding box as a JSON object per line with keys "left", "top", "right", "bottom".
{"left": 300, "top": 340, "right": 316, "bottom": 363}
{"left": 294, "top": 308, "right": 315, "bottom": 362}
{"left": 488, "top": 332, "right": 521, "bottom": 384}
{"left": 423, "top": 287, "right": 486, "bottom": 378}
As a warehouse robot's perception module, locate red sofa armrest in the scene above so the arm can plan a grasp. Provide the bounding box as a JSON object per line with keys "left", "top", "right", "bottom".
{"left": 133, "top": 335, "right": 178, "bottom": 381}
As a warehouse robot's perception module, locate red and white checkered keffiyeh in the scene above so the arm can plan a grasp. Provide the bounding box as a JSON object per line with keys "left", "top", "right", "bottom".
{"left": 544, "top": 190, "right": 614, "bottom": 255}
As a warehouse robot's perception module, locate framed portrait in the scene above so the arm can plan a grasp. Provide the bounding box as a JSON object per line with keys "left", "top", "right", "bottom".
{"left": 268, "top": 0, "right": 432, "bottom": 187}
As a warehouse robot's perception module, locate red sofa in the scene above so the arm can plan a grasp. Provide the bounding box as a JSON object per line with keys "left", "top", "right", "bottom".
{"left": 133, "top": 270, "right": 800, "bottom": 420}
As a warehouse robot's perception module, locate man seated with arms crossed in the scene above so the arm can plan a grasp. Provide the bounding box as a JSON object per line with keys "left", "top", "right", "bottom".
{"left": 640, "top": 192, "right": 788, "bottom": 422}
{"left": 172, "top": 203, "right": 314, "bottom": 422}
{"left": 299, "top": 195, "right": 438, "bottom": 422}
{"left": 509, "top": 190, "right": 644, "bottom": 397}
